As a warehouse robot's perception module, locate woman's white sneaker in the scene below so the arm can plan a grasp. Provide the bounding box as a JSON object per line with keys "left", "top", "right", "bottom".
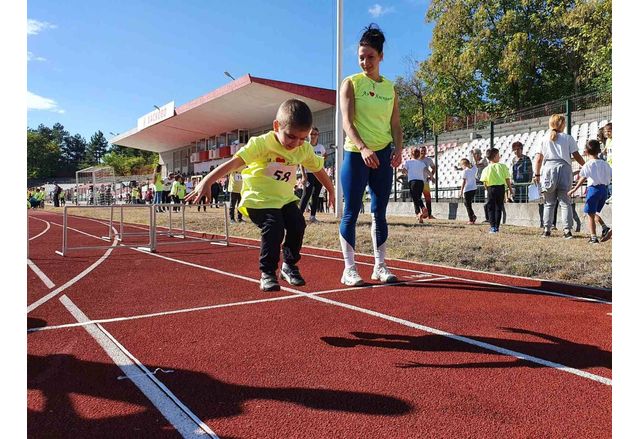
{"left": 341, "top": 266, "right": 365, "bottom": 286}
{"left": 371, "top": 263, "right": 398, "bottom": 283}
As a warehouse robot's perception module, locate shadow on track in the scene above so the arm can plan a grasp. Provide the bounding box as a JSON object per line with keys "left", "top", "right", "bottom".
{"left": 321, "top": 328, "right": 611, "bottom": 372}
{"left": 28, "top": 353, "right": 413, "bottom": 437}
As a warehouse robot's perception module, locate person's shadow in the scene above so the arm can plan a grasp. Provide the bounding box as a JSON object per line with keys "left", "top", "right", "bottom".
{"left": 28, "top": 352, "right": 413, "bottom": 438}
{"left": 321, "top": 328, "right": 610, "bottom": 372}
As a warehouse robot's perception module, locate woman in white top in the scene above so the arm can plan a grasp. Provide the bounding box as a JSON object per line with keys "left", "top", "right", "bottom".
{"left": 402, "top": 147, "right": 428, "bottom": 223}
{"left": 533, "top": 114, "right": 585, "bottom": 238}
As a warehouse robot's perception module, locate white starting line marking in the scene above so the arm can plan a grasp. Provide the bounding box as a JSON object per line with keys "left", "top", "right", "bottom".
{"left": 27, "top": 259, "right": 55, "bottom": 289}
{"left": 59, "top": 295, "right": 218, "bottom": 439}
{"left": 117, "top": 367, "right": 175, "bottom": 381}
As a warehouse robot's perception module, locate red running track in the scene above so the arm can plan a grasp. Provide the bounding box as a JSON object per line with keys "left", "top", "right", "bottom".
{"left": 27, "top": 210, "right": 611, "bottom": 438}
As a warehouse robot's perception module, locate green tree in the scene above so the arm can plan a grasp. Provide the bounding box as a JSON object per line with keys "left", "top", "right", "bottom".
{"left": 424, "top": 0, "right": 611, "bottom": 113}
{"left": 27, "top": 131, "right": 62, "bottom": 178}
{"left": 83, "top": 130, "right": 109, "bottom": 166}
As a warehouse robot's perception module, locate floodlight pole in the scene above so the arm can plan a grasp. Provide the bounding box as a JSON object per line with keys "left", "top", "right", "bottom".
{"left": 334, "top": 0, "right": 344, "bottom": 218}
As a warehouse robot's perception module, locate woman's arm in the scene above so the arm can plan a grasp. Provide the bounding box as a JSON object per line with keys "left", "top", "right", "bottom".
{"left": 340, "top": 79, "right": 380, "bottom": 169}
{"left": 390, "top": 90, "right": 404, "bottom": 168}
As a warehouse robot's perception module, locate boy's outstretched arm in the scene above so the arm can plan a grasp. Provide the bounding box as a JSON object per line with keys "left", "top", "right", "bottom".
{"left": 185, "top": 156, "right": 245, "bottom": 204}
{"left": 312, "top": 168, "right": 336, "bottom": 210}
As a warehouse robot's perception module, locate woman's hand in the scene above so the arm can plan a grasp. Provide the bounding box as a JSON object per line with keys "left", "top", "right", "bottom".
{"left": 360, "top": 147, "right": 380, "bottom": 169}
{"left": 390, "top": 148, "right": 403, "bottom": 168}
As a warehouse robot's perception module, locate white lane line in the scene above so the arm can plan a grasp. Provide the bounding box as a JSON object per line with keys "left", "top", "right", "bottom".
{"left": 28, "top": 277, "right": 453, "bottom": 333}
{"left": 27, "top": 259, "right": 55, "bottom": 289}
{"left": 311, "top": 276, "right": 451, "bottom": 296}
{"left": 59, "top": 295, "right": 218, "bottom": 438}
{"left": 117, "top": 248, "right": 613, "bottom": 386}
{"left": 27, "top": 223, "right": 118, "bottom": 313}
{"left": 28, "top": 294, "right": 304, "bottom": 332}
{"left": 28, "top": 216, "right": 51, "bottom": 241}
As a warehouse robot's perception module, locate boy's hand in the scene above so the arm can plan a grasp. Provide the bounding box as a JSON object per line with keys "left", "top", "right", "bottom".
{"left": 184, "top": 182, "right": 211, "bottom": 204}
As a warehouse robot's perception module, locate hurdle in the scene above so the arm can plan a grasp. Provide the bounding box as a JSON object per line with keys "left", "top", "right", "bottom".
{"left": 55, "top": 203, "right": 229, "bottom": 256}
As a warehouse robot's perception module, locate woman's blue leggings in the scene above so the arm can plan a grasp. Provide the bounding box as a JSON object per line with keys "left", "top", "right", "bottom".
{"left": 339, "top": 145, "right": 393, "bottom": 256}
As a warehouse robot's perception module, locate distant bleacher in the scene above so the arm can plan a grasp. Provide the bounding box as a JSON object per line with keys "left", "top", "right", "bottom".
{"left": 402, "top": 118, "right": 609, "bottom": 200}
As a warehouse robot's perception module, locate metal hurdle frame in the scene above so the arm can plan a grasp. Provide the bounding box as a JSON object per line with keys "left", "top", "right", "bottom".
{"left": 55, "top": 202, "right": 229, "bottom": 256}
{"left": 150, "top": 202, "right": 229, "bottom": 250}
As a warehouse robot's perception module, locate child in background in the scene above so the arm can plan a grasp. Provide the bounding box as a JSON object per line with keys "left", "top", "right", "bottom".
{"left": 228, "top": 170, "right": 244, "bottom": 223}
{"left": 401, "top": 147, "right": 428, "bottom": 223}
{"left": 186, "top": 99, "right": 335, "bottom": 292}
{"left": 480, "top": 148, "right": 513, "bottom": 233}
{"left": 568, "top": 140, "right": 612, "bottom": 243}
{"left": 458, "top": 158, "right": 478, "bottom": 224}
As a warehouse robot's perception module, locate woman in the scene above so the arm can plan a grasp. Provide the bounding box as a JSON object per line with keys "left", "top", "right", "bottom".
{"left": 533, "top": 114, "right": 585, "bottom": 238}
{"left": 339, "top": 23, "right": 403, "bottom": 286}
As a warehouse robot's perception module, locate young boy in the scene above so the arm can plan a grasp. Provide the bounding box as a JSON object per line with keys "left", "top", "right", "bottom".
{"left": 185, "top": 99, "right": 335, "bottom": 291}
{"left": 568, "top": 139, "right": 612, "bottom": 243}
{"left": 480, "top": 148, "right": 513, "bottom": 233}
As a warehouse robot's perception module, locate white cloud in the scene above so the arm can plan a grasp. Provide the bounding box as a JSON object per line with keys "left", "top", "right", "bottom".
{"left": 27, "top": 52, "right": 46, "bottom": 62}
{"left": 368, "top": 4, "right": 395, "bottom": 18}
{"left": 27, "top": 91, "right": 65, "bottom": 114}
{"left": 27, "top": 19, "right": 57, "bottom": 36}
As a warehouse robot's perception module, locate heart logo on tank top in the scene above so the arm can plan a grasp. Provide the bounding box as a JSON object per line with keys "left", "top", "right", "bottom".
{"left": 369, "top": 91, "right": 375, "bottom": 97}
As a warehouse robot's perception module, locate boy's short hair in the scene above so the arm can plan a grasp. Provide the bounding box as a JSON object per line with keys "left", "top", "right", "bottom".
{"left": 460, "top": 158, "right": 470, "bottom": 167}
{"left": 411, "top": 147, "right": 420, "bottom": 159}
{"left": 512, "top": 141, "right": 523, "bottom": 150}
{"left": 586, "top": 139, "right": 602, "bottom": 156}
{"left": 276, "top": 99, "right": 313, "bottom": 131}
{"left": 487, "top": 147, "right": 500, "bottom": 160}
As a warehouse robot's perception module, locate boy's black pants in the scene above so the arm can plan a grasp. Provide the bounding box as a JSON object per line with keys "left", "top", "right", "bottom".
{"left": 246, "top": 202, "right": 306, "bottom": 275}
{"left": 486, "top": 185, "right": 506, "bottom": 229}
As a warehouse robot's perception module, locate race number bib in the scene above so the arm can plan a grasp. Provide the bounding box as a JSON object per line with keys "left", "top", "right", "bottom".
{"left": 265, "top": 162, "right": 296, "bottom": 183}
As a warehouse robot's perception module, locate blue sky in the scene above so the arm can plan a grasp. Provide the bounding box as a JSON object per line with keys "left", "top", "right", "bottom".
{"left": 26, "top": 0, "right": 434, "bottom": 141}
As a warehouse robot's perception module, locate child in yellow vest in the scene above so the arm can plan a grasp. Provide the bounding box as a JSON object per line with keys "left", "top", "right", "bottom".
{"left": 186, "top": 99, "right": 335, "bottom": 292}
{"left": 480, "top": 148, "right": 513, "bottom": 233}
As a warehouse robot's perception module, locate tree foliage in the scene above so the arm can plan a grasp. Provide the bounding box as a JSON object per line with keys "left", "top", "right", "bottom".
{"left": 27, "top": 131, "right": 62, "bottom": 178}
{"left": 83, "top": 130, "right": 109, "bottom": 167}
{"left": 400, "top": 0, "right": 612, "bottom": 128}
{"left": 27, "top": 123, "right": 158, "bottom": 178}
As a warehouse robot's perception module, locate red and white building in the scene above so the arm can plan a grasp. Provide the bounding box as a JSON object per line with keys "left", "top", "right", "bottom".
{"left": 110, "top": 75, "right": 336, "bottom": 176}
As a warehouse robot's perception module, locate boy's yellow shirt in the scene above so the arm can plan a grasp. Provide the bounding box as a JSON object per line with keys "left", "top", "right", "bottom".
{"left": 235, "top": 131, "right": 324, "bottom": 216}
{"left": 480, "top": 162, "right": 510, "bottom": 186}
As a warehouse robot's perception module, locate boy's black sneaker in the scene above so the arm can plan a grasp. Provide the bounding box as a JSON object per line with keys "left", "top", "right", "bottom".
{"left": 563, "top": 231, "right": 573, "bottom": 239}
{"left": 280, "top": 264, "right": 306, "bottom": 286}
{"left": 588, "top": 236, "right": 599, "bottom": 244}
{"left": 260, "top": 272, "right": 280, "bottom": 292}
{"left": 541, "top": 230, "right": 551, "bottom": 237}
{"left": 601, "top": 226, "right": 612, "bottom": 242}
